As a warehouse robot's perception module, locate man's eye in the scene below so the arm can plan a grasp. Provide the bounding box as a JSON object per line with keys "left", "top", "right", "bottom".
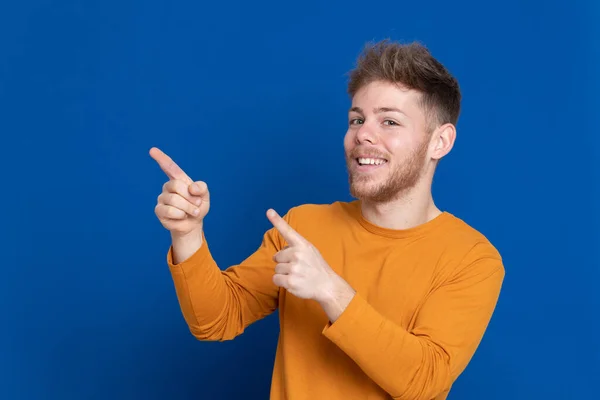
{"left": 383, "top": 120, "right": 398, "bottom": 126}
{"left": 349, "top": 118, "right": 364, "bottom": 125}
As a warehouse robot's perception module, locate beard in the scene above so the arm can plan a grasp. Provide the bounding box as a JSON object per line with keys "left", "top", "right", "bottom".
{"left": 345, "top": 139, "right": 429, "bottom": 203}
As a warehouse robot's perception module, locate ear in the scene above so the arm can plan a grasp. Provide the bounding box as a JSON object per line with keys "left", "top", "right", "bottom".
{"left": 429, "top": 123, "right": 456, "bottom": 160}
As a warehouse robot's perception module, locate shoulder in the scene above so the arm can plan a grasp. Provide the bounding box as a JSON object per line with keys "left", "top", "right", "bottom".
{"left": 443, "top": 213, "right": 502, "bottom": 257}
{"left": 283, "top": 201, "right": 356, "bottom": 223}
{"left": 264, "top": 201, "right": 354, "bottom": 248}
{"left": 280, "top": 201, "right": 357, "bottom": 240}
{"left": 438, "top": 213, "right": 505, "bottom": 279}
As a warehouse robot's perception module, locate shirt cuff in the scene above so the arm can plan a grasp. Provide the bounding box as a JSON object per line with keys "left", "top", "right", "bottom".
{"left": 321, "top": 291, "right": 369, "bottom": 342}
{"left": 166, "top": 236, "right": 211, "bottom": 272}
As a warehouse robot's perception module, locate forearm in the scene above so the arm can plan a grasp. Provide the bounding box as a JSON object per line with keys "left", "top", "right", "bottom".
{"left": 171, "top": 226, "right": 203, "bottom": 264}
{"left": 320, "top": 261, "right": 504, "bottom": 400}
{"left": 168, "top": 237, "right": 244, "bottom": 340}
{"left": 321, "top": 293, "right": 451, "bottom": 400}
{"left": 169, "top": 227, "right": 233, "bottom": 338}
{"left": 167, "top": 229, "right": 281, "bottom": 341}
{"left": 317, "top": 278, "right": 449, "bottom": 398}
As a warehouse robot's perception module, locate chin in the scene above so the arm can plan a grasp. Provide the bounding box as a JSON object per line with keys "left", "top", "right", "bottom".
{"left": 347, "top": 167, "right": 424, "bottom": 203}
{"left": 349, "top": 178, "right": 397, "bottom": 203}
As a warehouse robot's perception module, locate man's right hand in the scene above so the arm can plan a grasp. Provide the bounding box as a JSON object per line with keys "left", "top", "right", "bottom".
{"left": 149, "top": 147, "right": 210, "bottom": 238}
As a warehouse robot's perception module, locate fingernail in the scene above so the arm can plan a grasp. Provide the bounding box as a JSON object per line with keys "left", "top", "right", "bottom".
{"left": 195, "top": 199, "right": 202, "bottom": 206}
{"left": 193, "top": 184, "right": 201, "bottom": 192}
{"left": 193, "top": 208, "right": 199, "bottom": 215}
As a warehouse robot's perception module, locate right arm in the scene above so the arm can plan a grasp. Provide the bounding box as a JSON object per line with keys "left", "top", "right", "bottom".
{"left": 167, "top": 226, "right": 283, "bottom": 341}
{"left": 149, "top": 147, "right": 282, "bottom": 341}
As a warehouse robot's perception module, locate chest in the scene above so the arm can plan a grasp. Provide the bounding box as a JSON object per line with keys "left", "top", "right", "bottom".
{"left": 316, "top": 236, "right": 454, "bottom": 328}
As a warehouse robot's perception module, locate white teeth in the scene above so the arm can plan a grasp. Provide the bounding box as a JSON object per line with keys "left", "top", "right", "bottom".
{"left": 358, "top": 157, "right": 386, "bottom": 166}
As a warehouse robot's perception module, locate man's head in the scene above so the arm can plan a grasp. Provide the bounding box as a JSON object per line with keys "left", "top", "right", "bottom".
{"left": 343, "top": 40, "right": 461, "bottom": 203}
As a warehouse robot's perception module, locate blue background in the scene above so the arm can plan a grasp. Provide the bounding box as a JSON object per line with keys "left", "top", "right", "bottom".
{"left": 1, "top": 1, "right": 598, "bottom": 399}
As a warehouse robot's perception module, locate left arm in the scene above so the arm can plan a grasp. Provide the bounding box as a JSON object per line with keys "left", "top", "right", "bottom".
{"left": 319, "top": 254, "right": 504, "bottom": 400}
{"left": 266, "top": 210, "right": 504, "bottom": 400}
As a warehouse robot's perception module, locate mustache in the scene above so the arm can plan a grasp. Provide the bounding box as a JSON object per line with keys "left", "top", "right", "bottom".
{"left": 347, "top": 148, "right": 390, "bottom": 160}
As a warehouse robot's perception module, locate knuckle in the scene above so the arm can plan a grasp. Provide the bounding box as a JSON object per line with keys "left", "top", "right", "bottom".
{"left": 166, "top": 207, "right": 179, "bottom": 219}
{"left": 166, "top": 180, "right": 175, "bottom": 192}
{"left": 167, "top": 180, "right": 179, "bottom": 193}
{"left": 160, "top": 192, "right": 169, "bottom": 205}
{"left": 171, "top": 193, "right": 184, "bottom": 210}
{"left": 176, "top": 179, "right": 188, "bottom": 193}
{"left": 156, "top": 204, "right": 169, "bottom": 219}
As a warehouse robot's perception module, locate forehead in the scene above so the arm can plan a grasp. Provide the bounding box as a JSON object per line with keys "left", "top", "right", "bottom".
{"left": 351, "top": 81, "right": 423, "bottom": 116}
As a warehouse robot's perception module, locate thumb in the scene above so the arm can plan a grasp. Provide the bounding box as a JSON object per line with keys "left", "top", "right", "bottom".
{"left": 189, "top": 181, "right": 210, "bottom": 200}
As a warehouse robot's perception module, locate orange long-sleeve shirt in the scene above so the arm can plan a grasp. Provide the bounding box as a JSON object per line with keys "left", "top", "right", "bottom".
{"left": 166, "top": 200, "right": 504, "bottom": 400}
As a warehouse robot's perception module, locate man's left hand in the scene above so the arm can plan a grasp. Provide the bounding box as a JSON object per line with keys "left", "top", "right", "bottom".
{"left": 266, "top": 208, "right": 355, "bottom": 314}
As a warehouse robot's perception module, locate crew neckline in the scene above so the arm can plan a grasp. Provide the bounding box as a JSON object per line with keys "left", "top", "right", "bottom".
{"left": 347, "top": 200, "right": 453, "bottom": 239}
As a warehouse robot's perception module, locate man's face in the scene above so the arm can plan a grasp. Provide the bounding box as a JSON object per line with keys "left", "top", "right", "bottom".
{"left": 343, "top": 80, "right": 433, "bottom": 203}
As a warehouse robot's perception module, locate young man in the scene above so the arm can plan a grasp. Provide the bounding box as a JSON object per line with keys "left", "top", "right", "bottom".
{"left": 150, "top": 40, "right": 504, "bottom": 400}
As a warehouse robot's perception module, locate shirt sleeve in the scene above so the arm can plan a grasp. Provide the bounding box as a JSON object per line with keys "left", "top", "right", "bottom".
{"left": 321, "top": 243, "right": 505, "bottom": 400}
{"left": 166, "top": 221, "right": 287, "bottom": 341}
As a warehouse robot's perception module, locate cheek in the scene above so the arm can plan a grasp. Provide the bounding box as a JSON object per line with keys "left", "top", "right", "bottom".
{"left": 382, "top": 136, "right": 404, "bottom": 154}
{"left": 343, "top": 131, "right": 354, "bottom": 152}
{"left": 384, "top": 136, "right": 419, "bottom": 161}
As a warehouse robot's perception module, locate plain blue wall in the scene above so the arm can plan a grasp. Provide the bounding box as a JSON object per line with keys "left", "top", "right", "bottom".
{"left": 1, "top": 1, "right": 598, "bottom": 399}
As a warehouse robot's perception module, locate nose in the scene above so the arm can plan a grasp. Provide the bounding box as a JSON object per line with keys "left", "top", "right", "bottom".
{"left": 355, "top": 123, "right": 377, "bottom": 145}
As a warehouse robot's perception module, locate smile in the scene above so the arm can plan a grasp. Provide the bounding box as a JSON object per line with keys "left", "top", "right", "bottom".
{"left": 356, "top": 157, "right": 388, "bottom": 166}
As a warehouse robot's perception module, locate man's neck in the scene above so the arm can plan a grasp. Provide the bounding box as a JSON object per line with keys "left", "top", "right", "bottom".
{"left": 359, "top": 184, "right": 441, "bottom": 230}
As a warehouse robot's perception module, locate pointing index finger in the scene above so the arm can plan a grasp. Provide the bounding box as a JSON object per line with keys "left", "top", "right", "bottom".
{"left": 149, "top": 147, "right": 192, "bottom": 183}
{"left": 267, "top": 209, "right": 305, "bottom": 246}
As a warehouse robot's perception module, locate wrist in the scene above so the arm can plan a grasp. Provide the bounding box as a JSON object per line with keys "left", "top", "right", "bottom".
{"left": 170, "top": 227, "right": 204, "bottom": 264}
{"left": 317, "top": 275, "right": 356, "bottom": 323}
{"left": 171, "top": 226, "right": 203, "bottom": 242}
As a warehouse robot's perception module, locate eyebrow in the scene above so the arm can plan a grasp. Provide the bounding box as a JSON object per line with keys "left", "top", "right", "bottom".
{"left": 349, "top": 106, "right": 407, "bottom": 116}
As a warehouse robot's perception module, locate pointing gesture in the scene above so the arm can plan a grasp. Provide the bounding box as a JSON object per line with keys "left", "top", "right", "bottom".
{"left": 150, "top": 147, "right": 194, "bottom": 184}
{"left": 266, "top": 209, "right": 307, "bottom": 247}
{"left": 267, "top": 209, "right": 345, "bottom": 303}
{"left": 150, "top": 147, "right": 210, "bottom": 237}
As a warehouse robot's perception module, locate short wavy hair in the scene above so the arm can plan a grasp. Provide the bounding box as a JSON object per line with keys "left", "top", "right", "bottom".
{"left": 347, "top": 40, "right": 461, "bottom": 130}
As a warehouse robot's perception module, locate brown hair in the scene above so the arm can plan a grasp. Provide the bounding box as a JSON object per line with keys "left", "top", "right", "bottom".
{"left": 347, "top": 40, "right": 461, "bottom": 131}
